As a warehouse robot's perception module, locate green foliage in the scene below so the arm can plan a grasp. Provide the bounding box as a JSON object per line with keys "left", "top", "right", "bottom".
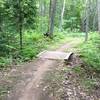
{"left": 0, "top": 31, "right": 68, "bottom": 67}
{"left": 80, "top": 33, "right": 100, "bottom": 72}
{"left": 21, "top": 31, "right": 67, "bottom": 61}
{"left": 0, "top": 57, "right": 12, "bottom": 68}
{"left": 64, "top": 0, "right": 83, "bottom": 31}
{"left": 3, "top": 0, "right": 37, "bottom": 30}
{"left": 0, "top": 0, "right": 37, "bottom": 56}
{"left": 0, "top": 31, "right": 16, "bottom": 56}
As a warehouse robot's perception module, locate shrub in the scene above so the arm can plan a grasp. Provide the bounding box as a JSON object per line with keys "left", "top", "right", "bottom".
{"left": 80, "top": 33, "right": 100, "bottom": 72}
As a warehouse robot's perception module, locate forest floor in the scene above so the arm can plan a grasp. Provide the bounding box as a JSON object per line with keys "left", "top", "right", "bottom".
{"left": 0, "top": 37, "right": 100, "bottom": 100}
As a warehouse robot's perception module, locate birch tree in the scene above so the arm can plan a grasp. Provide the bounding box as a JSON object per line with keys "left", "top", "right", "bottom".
{"left": 59, "top": 0, "right": 66, "bottom": 31}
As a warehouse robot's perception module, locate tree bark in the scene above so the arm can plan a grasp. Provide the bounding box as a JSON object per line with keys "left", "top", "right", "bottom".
{"left": 97, "top": 0, "right": 100, "bottom": 33}
{"left": 85, "top": 0, "right": 89, "bottom": 41}
{"left": 46, "top": 0, "right": 57, "bottom": 37}
{"left": 59, "top": 0, "right": 65, "bottom": 32}
{"left": 18, "top": 0, "right": 23, "bottom": 50}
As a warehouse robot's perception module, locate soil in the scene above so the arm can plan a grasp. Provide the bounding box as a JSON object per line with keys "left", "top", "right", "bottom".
{"left": 42, "top": 54, "right": 100, "bottom": 100}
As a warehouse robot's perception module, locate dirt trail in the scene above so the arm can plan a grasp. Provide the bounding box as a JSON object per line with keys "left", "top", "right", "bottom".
{"left": 7, "top": 38, "right": 82, "bottom": 100}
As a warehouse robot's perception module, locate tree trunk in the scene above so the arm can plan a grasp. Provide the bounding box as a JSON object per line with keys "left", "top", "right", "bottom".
{"left": 19, "top": 22, "right": 23, "bottom": 50}
{"left": 18, "top": 0, "right": 23, "bottom": 50}
{"left": 93, "top": 12, "right": 97, "bottom": 31}
{"left": 85, "top": 0, "right": 89, "bottom": 41}
{"left": 97, "top": 0, "right": 100, "bottom": 33}
{"left": 46, "top": 0, "right": 57, "bottom": 37}
{"left": 59, "top": 0, "right": 66, "bottom": 32}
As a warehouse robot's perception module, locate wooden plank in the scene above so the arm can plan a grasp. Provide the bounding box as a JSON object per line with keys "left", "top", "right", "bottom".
{"left": 64, "top": 52, "right": 73, "bottom": 61}
{"left": 37, "top": 51, "right": 73, "bottom": 60}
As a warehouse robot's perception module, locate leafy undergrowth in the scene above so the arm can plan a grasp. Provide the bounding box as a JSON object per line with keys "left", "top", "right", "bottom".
{"left": 0, "top": 32, "right": 68, "bottom": 69}
{"left": 0, "top": 31, "right": 83, "bottom": 69}
{"left": 79, "top": 32, "right": 100, "bottom": 72}
{"left": 73, "top": 32, "right": 100, "bottom": 98}
{"left": 21, "top": 32, "right": 66, "bottom": 61}
{"left": 20, "top": 31, "right": 83, "bottom": 62}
